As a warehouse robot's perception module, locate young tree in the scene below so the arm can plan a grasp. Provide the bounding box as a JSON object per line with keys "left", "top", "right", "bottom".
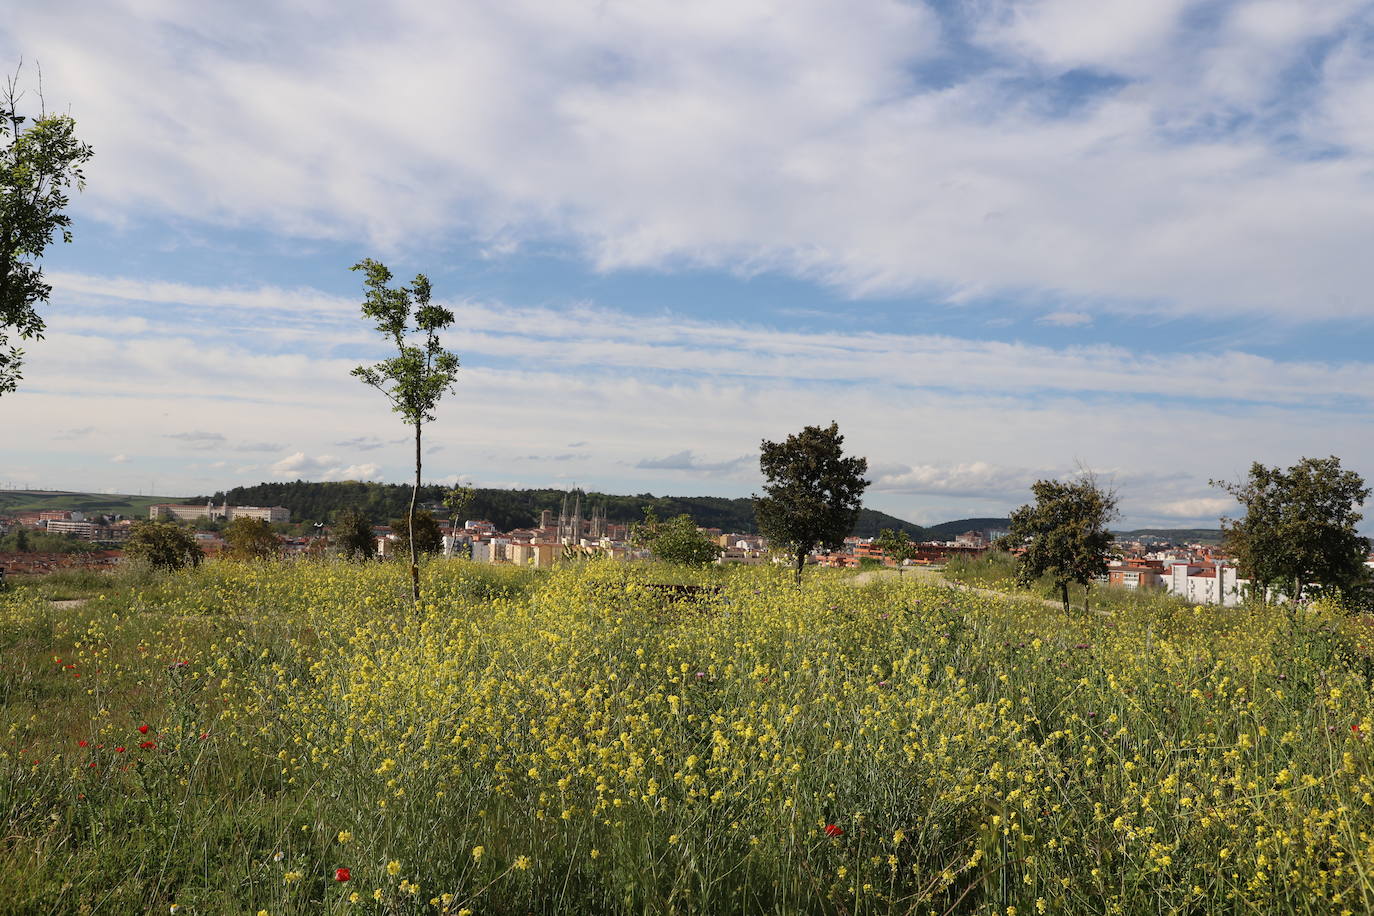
{"left": 443, "top": 485, "right": 473, "bottom": 557}
{"left": 125, "top": 521, "right": 202, "bottom": 571}
{"left": 223, "top": 516, "right": 280, "bottom": 560}
{"left": 388, "top": 509, "right": 444, "bottom": 558}
{"left": 1213, "top": 456, "right": 1371, "bottom": 603}
{"left": 633, "top": 507, "right": 723, "bottom": 566}
{"left": 351, "top": 259, "right": 460, "bottom": 601}
{"left": 873, "top": 527, "right": 918, "bottom": 577}
{"left": 334, "top": 508, "right": 376, "bottom": 561}
{"left": 1007, "top": 475, "right": 1118, "bottom": 615}
{"left": 753, "top": 421, "right": 870, "bottom": 585}
{"left": 1, "top": 68, "right": 94, "bottom": 395}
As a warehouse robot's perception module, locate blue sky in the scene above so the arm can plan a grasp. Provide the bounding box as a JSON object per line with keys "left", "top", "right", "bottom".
{"left": 3, "top": 0, "right": 1374, "bottom": 528}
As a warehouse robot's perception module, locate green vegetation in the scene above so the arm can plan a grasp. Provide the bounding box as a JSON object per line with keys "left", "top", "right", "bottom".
{"left": 4, "top": 560, "right": 1374, "bottom": 913}
{"left": 224, "top": 516, "right": 281, "bottom": 560}
{"left": 754, "top": 421, "right": 870, "bottom": 584}
{"left": 351, "top": 258, "right": 461, "bottom": 602}
{"left": 1006, "top": 474, "right": 1118, "bottom": 615}
{"left": 0, "top": 528, "right": 97, "bottom": 553}
{"left": 0, "top": 488, "right": 177, "bottom": 518}
{"left": 633, "top": 508, "right": 723, "bottom": 566}
{"left": 0, "top": 69, "right": 95, "bottom": 395}
{"left": 124, "top": 520, "right": 202, "bottom": 571}
{"left": 191, "top": 480, "right": 924, "bottom": 538}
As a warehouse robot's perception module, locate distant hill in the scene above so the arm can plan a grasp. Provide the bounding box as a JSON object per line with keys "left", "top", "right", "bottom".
{"left": 0, "top": 489, "right": 179, "bottom": 519}
{"left": 189, "top": 480, "right": 925, "bottom": 538}
{"left": 1116, "top": 528, "right": 1224, "bottom": 546}
{"left": 922, "top": 517, "right": 1012, "bottom": 541}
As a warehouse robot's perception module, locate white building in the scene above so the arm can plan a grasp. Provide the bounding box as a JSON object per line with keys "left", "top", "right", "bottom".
{"left": 1167, "top": 561, "right": 1245, "bottom": 607}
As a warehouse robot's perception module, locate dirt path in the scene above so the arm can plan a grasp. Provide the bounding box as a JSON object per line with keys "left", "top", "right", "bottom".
{"left": 48, "top": 599, "right": 89, "bottom": 609}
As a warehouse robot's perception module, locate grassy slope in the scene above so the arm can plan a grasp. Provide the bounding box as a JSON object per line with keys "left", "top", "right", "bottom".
{"left": 0, "top": 489, "right": 184, "bottom": 518}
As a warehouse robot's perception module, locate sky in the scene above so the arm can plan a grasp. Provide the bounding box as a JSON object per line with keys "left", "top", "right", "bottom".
{"left": 2, "top": 0, "right": 1374, "bottom": 529}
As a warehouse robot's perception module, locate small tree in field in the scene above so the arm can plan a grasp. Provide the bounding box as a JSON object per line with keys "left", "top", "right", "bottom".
{"left": 753, "top": 421, "right": 870, "bottom": 585}
{"left": 443, "top": 486, "right": 474, "bottom": 557}
{"left": 334, "top": 508, "right": 376, "bottom": 561}
{"left": 351, "top": 259, "right": 460, "bottom": 602}
{"left": 633, "top": 507, "right": 723, "bottom": 567}
{"left": 1213, "top": 456, "right": 1371, "bottom": 603}
{"left": 874, "top": 528, "right": 918, "bottom": 577}
{"left": 1007, "top": 474, "right": 1117, "bottom": 615}
{"left": 388, "top": 509, "right": 444, "bottom": 558}
{"left": 125, "top": 521, "right": 202, "bottom": 571}
{"left": 223, "top": 517, "right": 280, "bottom": 560}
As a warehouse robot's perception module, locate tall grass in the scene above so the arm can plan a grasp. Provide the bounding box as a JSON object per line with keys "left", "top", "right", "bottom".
{"left": 2, "top": 558, "right": 1374, "bottom": 913}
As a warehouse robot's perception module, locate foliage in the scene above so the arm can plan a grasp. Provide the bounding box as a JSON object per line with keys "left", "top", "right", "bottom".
{"left": 123, "top": 520, "right": 202, "bottom": 571}
{"left": 333, "top": 508, "right": 375, "bottom": 561}
{"left": 753, "top": 421, "right": 870, "bottom": 584}
{"left": 1007, "top": 474, "right": 1118, "bottom": 615}
{"left": 873, "top": 527, "right": 917, "bottom": 575}
{"left": 223, "top": 517, "right": 280, "bottom": 561}
{"left": 6, "top": 561, "right": 1374, "bottom": 913}
{"left": 190, "top": 480, "right": 924, "bottom": 538}
{"left": 633, "top": 507, "right": 723, "bottom": 566}
{"left": 1213, "top": 456, "right": 1372, "bottom": 603}
{"left": 351, "top": 258, "right": 460, "bottom": 602}
{"left": 0, "top": 528, "right": 97, "bottom": 553}
{"left": 387, "top": 509, "right": 443, "bottom": 557}
{"left": 0, "top": 69, "right": 94, "bottom": 395}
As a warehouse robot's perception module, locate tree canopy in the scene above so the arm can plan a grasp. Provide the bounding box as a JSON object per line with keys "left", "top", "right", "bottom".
{"left": 633, "top": 508, "right": 723, "bottom": 567}
{"left": 125, "top": 521, "right": 202, "bottom": 571}
{"left": 334, "top": 508, "right": 376, "bottom": 561}
{"left": 223, "top": 517, "right": 280, "bottom": 561}
{"left": 1007, "top": 475, "right": 1118, "bottom": 615}
{"left": 352, "top": 259, "right": 460, "bottom": 601}
{"left": 1214, "top": 456, "right": 1371, "bottom": 603}
{"left": 753, "top": 422, "right": 869, "bottom": 584}
{"left": 0, "top": 69, "right": 93, "bottom": 395}
{"left": 387, "top": 509, "right": 443, "bottom": 558}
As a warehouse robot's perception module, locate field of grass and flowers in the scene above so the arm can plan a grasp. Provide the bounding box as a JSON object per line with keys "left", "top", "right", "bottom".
{"left": 4, "top": 559, "right": 1374, "bottom": 914}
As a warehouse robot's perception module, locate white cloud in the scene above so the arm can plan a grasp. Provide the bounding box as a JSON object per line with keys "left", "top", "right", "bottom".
{"left": 1037, "top": 311, "right": 1093, "bottom": 327}
{"left": 269, "top": 452, "right": 381, "bottom": 481}
{"left": 1153, "top": 496, "right": 1236, "bottom": 520}
{"left": 8, "top": 1, "right": 1374, "bottom": 320}
{"left": 110, "top": 454, "right": 129, "bottom": 464}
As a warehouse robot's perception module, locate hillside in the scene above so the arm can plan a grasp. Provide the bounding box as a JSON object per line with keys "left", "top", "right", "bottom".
{"left": 0, "top": 489, "right": 179, "bottom": 519}
{"left": 189, "top": 480, "right": 926, "bottom": 538}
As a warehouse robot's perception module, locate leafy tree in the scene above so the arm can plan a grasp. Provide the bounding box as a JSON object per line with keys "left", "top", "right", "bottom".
{"left": 1007, "top": 474, "right": 1118, "bottom": 615}
{"left": 124, "top": 521, "right": 202, "bottom": 571}
{"left": 1, "top": 69, "right": 94, "bottom": 395}
{"left": 334, "top": 508, "right": 376, "bottom": 561}
{"left": 351, "top": 259, "right": 460, "bottom": 601}
{"left": 753, "top": 421, "right": 870, "bottom": 585}
{"left": 12, "top": 526, "right": 29, "bottom": 552}
{"left": 443, "top": 485, "right": 473, "bottom": 556}
{"left": 873, "top": 527, "right": 918, "bottom": 577}
{"left": 1213, "top": 456, "right": 1371, "bottom": 603}
{"left": 388, "top": 509, "right": 443, "bottom": 558}
{"left": 633, "top": 507, "right": 723, "bottom": 567}
{"left": 223, "top": 516, "right": 280, "bottom": 560}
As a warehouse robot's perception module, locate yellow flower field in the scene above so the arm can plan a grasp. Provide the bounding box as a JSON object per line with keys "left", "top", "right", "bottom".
{"left": 3, "top": 559, "right": 1374, "bottom": 914}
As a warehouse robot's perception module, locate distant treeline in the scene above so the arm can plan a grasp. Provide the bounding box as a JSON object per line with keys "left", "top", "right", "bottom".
{"left": 188, "top": 480, "right": 926, "bottom": 538}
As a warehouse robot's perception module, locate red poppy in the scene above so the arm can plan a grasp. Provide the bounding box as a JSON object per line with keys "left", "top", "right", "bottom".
{"left": 138, "top": 725, "right": 150, "bottom": 734}
{"left": 78, "top": 740, "right": 88, "bottom": 748}
{"left": 334, "top": 867, "right": 351, "bottom": 882}
{"left": 824, "top": 824, "right": 844, "bottom": 838}
{"left": 139, "top": 741, "right": 157, "bottom": 750}
{"left": 114, "top": 746, "right": 126, "bottom": 753}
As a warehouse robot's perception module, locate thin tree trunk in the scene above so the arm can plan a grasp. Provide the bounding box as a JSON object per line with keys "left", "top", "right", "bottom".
{"left": 795, "top": 548, "right": 805, "bottom": 586}
{"left": 1060, "top": 582, "right": 1070, "bottom": 615}
{"left": 1083, "top": 581, "right": 1091, "bottom": 615}
{"left": 409, "top": 422, "right": 420, "bottom": 603}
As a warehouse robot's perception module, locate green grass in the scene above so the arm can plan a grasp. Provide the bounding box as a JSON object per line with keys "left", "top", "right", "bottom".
{"left": 0, "top": 488, "right": 185, "bottom": 518}
{"left": 4, "top": 558, "right": 1374, "bottom": 914}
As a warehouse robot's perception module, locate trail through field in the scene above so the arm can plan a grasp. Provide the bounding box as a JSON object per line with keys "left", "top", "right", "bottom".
{"left": 48, "top": 599, "right": 88, "bottom": 609}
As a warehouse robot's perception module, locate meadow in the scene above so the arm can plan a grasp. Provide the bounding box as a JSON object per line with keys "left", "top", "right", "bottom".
{"left": 3, "top": 560, "right": 1374, "bottom": 915}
